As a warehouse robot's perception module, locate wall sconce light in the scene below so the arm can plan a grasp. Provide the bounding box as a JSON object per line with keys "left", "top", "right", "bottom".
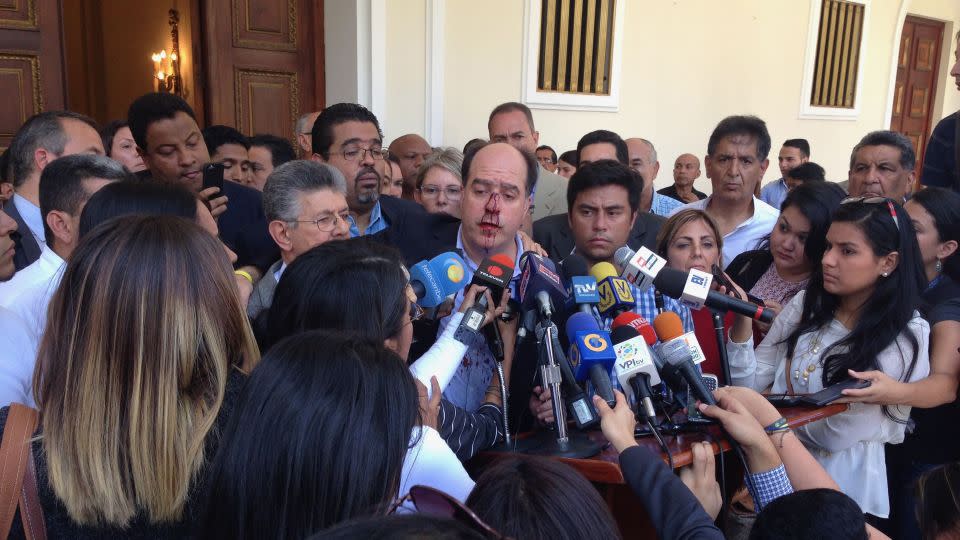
{"left": 150, "top": 9, "right": 183, "bottom": 95}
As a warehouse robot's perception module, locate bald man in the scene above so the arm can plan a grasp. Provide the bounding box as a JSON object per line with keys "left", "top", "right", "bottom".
{"left": 625, "top": 138, "right": 683, "bottom": 217}
{"left": 295, "top": 111, "right": 320, "bottom": 157}
{"left": 659, "top": 153, "right": 708, "bottom": 203}
{"left": 389, "top": 134, "right": 433, "bottom": 199}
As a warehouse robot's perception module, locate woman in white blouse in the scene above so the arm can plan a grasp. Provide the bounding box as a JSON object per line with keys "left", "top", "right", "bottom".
{"left": 726, "top": 198, "right": 931, "bottom": 519}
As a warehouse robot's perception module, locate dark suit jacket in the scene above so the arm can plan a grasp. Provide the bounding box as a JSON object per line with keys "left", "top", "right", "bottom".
{"left": 218, "top": 181, "right": 278, "bottom": 273}
{"left": 532, "top": 211, "right": 666, "bottom": 264}
{"left": 2, "top": 198, "right": 41, "bottom": 271}
{"left": 374, "top": 196, "right": 461, "bottom": 265}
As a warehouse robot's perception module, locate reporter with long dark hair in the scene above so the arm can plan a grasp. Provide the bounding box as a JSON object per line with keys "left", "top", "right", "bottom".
{"left": 265, "top": 237, "right": 505, "bottom": 461}
{"left": 199, "top": 332, "right": 461, "bottom": 539}
{"left": 727, "top": 198, "right": 930, "bottom": 519}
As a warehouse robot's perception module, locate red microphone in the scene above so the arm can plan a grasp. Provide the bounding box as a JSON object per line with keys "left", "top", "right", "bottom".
{"left": 612, "top": 312, "right": 657, "bottom": 346}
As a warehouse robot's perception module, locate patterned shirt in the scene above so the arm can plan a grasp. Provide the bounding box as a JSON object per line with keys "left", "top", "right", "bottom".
{"left": 651, "top": 192, "right": 685, "bottom": 217}
{"left": 750, "top": 263, "right": 808, "bottom": 307}
{"left": 746, "top": 464, "right": 794, "bottom": 510}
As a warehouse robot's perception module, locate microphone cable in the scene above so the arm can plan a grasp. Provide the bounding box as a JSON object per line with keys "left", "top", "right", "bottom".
{"left": 645, "top": 416, "right": 674, "bottom": 470}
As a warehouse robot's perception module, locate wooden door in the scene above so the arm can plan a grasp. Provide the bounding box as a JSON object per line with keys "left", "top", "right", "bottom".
{"left": 0, "top": 0, "right": 66, "bottom": 150}
{"left": 890, "top": 16, "right": 945, "bottom": 179}
{"left": 200, "top": 0, "right": 324, "bottom": 146}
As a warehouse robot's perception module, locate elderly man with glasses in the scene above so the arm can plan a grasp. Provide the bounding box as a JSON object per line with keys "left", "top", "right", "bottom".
{"left": 247, "top": 160, "right": 352, "bottom": 319}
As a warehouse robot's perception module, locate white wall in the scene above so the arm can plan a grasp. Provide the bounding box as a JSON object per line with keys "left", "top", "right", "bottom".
{"left": 368, "top": 0, "right": 960, "bottom": 191}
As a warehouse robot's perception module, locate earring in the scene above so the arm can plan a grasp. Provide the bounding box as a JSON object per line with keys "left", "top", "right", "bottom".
{"left": 882, "top": 272, "right": 889, "bottom": 277}
{"left": 936, "top": 258, "right": 943, "bottom": 274}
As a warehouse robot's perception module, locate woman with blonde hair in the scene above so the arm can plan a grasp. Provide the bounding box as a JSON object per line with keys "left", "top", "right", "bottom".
{"left": 4, "top": 214, "right": 259, "bottom": 538}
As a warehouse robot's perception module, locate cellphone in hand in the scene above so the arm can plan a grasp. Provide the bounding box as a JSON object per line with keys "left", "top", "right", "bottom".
{"left": 202, "top": 162, "right": 225, "bottom": 192}
{"left": 711, "top": 264, "right": 764, "bottom": 305}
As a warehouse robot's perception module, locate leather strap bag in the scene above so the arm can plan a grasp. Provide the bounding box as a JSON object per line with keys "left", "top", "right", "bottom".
{"left": 0, "top": 404, "right": 46, "bottom": 540}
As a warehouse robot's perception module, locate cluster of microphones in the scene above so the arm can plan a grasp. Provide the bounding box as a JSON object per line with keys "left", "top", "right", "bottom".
{"left": 405, "top": 245, "right": 776, "bottom": 452}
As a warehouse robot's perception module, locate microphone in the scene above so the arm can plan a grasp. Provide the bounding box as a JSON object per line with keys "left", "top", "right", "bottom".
{"left": 566, "top": 312, "right": 617, "bottom": 409}
{"left": 519, "top": 251, "right": 568, "bottom": 320}
{"left": 610, "top": 325, "right": 661, "bottom": 419}
{"left": 545, "top": 325, "right": 600, "bottom": 430}
{"left": 589, "top": 262, "right": 636, "bottom": 319}
{"left": 561, "top": 254, "right": 600, "bottom": 317}
{"left": 653, "top": 312, "right": 717, "bottom": 407}
{"left": 653, "top": 266, "right": 775, "bottom": 324}
{"left": 461, "top": 255, "right": 515, "bottom": 336}
{"left": 615, "top": 245, "right": 667, "bottom": 292}
{"left": 409, "top": 252, "right": 468, "bottom": 308}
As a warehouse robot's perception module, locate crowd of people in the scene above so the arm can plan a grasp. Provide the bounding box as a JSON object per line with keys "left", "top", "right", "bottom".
{"left": 0, "top": 33, "right": 960, "bottom": 540}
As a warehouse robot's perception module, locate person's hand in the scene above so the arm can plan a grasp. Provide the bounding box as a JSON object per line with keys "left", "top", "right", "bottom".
{"left": 434, "top": 297, "right": 455, "bottom": 320}
{"left": 715, "top": 271, "right": 749, "bottom": 303}
{"left": 593, "top": 390, "right": 638, "bottom": 453}
{"left": 679, "top": 442, "right": 723, "bottom": 520}
{"left": 416, "top": 376, "right": 442, "bottom": 430}
{"left": 529, "top": 386, "right": 555, "bottom": 425}
{"left": 457, "top": 285, "right": 510, "bottom": 328}
{"left": 199, "top": 186, "right": 228, "bottom": 218}
{"left": 234, "top": 273, "right": 253, "bottom": 308}
{"left": 518, "top": 230, "right": 548, "bottom": 257}
{"left": 714, "top": 386, "right": 782, "bottom": 427}
{"left": 699, "top": 390, "right": 782, "bottom": 473}
{"left": 837, "top": 369, "right": 901, "bottom": 405}
{"left": 754, "top": 299, "right": 783, "bottom": 334}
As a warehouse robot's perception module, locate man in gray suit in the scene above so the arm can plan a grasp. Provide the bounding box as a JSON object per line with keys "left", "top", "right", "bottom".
{"left": 247, "top": 160, "right": 352, "bottom": 319}
{"left": 487, "top": 102, "right": 567, "bottom": 222}
{"left": 4, "top": 111, "right": 104, "bottom": 271}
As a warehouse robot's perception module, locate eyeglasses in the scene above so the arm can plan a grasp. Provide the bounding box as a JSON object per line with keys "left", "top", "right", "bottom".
{"left": 418, "top": 185, "right": 463, "bottom": 199}
{"left": 841, "top": 196, "right": 900, "bottom": 231}
{"left": 388, "top": 485, "right": 509, "bottom": 539}
{"left": 290, "top": 211, "right": 350, "bottom": 233}
{"left": 409, "top": 301, "right": 424, "bottom": 323}
{"left": 340, "top": 147, "right": 388, "bottom": 162}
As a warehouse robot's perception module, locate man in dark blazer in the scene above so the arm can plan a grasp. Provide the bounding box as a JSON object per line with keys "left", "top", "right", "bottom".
{"left": 533, "top": 129, "right": 666, "bottom": 264}
{"left": 3, "top": 200, "right": 39, "bottom": 272}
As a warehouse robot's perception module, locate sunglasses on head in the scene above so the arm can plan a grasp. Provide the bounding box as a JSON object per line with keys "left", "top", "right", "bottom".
{"left": 388, "top": 485, "right": 510, "bottom": 539}
{"left": 841, "top": 196, "right": 900, "bottom": 231}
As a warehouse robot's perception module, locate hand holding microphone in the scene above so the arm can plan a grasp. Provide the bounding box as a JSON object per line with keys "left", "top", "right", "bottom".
{"left": 592, "top": 390, "right": 639, "bottom": 454}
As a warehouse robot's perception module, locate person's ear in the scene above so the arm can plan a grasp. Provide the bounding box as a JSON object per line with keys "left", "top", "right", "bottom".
{"left": 45, "top": 210, "right": 73, "bottom": 247}
{"left": 532, "top": 130, "right": 540, "bottom": 147}
{"left": 383, "top": 336, "right": 400, "bottom": 354}
{"left": 937, "top": 239, "right": 958, "bottom": 262}
{"left": 34, "top": 147, "right": 55, "bottom": 172}
{"left": 310, "top": 152, "right": 326, "bottom": 163}
{"left": 880, "top": 251, "right": 900, "bottom": 277}
{"left": 268, "top": 220, "right": 294, "bottom": 253}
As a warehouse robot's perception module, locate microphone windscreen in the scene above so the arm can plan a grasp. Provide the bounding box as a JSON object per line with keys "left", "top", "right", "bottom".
{"left": 610, "top": 325, "right": 639, "bottom": 344}
{"left": 652, "top": 311, "right": 685, "bottom": 342}
{"left": 561, "top": 253, "right": 590, "bottom": 281}
{"left": 611, "top": 312, "right": 644, "bottom": 330}
{"left": 490, "top": 253, "right": 515, "bottom": 269}
{"left": 566, "top": 311, "right": 600, "bottom": 337}
{"left": 638, "top": 324, "right": 658, "bottom": 346}
{"left": 614, "top": 246, "right": 635, "bottom": 268}
{"left": 651, "top": 266, "right": 688, "bottom": 297}
{"left": 589, "top": 262, "right": 618, "bottom": 282}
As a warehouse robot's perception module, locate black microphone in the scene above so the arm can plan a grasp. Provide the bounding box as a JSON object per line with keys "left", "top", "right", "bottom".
{"left": 657, "top": 336, "right": 717, "bottom": 407}
{"left": 653, "top": 266, "right": 775, "bottom": 324}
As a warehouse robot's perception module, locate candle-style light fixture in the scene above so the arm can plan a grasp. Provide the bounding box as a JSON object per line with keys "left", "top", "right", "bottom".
{"left": 150, "top": 9, "right": 183, "bottom": 95}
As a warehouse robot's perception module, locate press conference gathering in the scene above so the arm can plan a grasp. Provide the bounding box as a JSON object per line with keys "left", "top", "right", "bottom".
{"left": 4, "top": 0, "right": 960, "bottom": 538}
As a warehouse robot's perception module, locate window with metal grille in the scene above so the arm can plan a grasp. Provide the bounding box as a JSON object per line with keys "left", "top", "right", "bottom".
{"left": 537, "top": 0, "right": 615, "bottom": 95}
{"left": 810, "top": 0, "right": 865, "bottom": 108}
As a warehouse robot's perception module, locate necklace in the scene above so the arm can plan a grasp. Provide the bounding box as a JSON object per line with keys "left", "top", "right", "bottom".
{"left": 793, "top": 330, "right": 826, "bottom": 387}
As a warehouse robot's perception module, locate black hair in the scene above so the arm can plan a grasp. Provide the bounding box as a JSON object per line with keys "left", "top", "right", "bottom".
{"left": 850, "top": 130, "right": 916, "bottom": 171}
{"left": 761, "top": 181, "right": 845, "bottom": 269}
{"left": 784, "top": 162, "right": 826, "bottom": 183}
{"left": 249, "top": 134, "right": 297, "bottom": 167}
{"left": 462, "top": 138, "right": 487, "bottom": 157}
{"left": 311, "top": 103, "right": 383, "bottom": 158}
{"left": 782, "top": 138, "right": 811, "bottom": 158}
{"left": 199, "top": 331, "right": 420, "bottom": 540}
{"left": 750, "top": 489, "right": 868, "bottom": 540}
{"left": 536, "top": 145, "right": 557, "bottom": 163}
{"left": 785, "top": 199, "right": 926, "bottom": 421}
{"left": 559, "top": 149, "right": 578, "bottom": 167}
{"left": 916, "top": 462, "right": 960, "bottom": 540}
{"left": 8, "top": 111, "right": 99, "bottom": 187}
{"left": 312, "top": 515, "right": 487, "bottom": 540}
{"left": 908, "top": 187, "right": 960, "bottom": 283}
{"left": 466, "top": 456, "right": 622, "bottom": 540}
{"left": 487, "top": 102, "right": 535, "bottom": 132}
{"left": 707, "top": 115, "right": 772, "bottom": 161}
{"left": 79, "top": 180, "right": 198, "bottom": 239}
{"left": 202, "top": 125, "right": 250, "bottom": 156}
{"left": 566, "top": 159, "right": 641, "bottom": 214}
{"left": 99, "top": 120, "right": 129, "bottom": 158}
{"left": 461, "top": 141, "right": 538, "bottom": 197}
{"left": 576, "top": 129, "right": 629, "bottom": 165}
{"left": 126, "top": 92, "right": 197, "bottom": 152}
{"left": 265, "top": 237, "right": 409, "bottom": 351}
{"left": 39, "top": 154, "right": 132, "bottom": 245}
